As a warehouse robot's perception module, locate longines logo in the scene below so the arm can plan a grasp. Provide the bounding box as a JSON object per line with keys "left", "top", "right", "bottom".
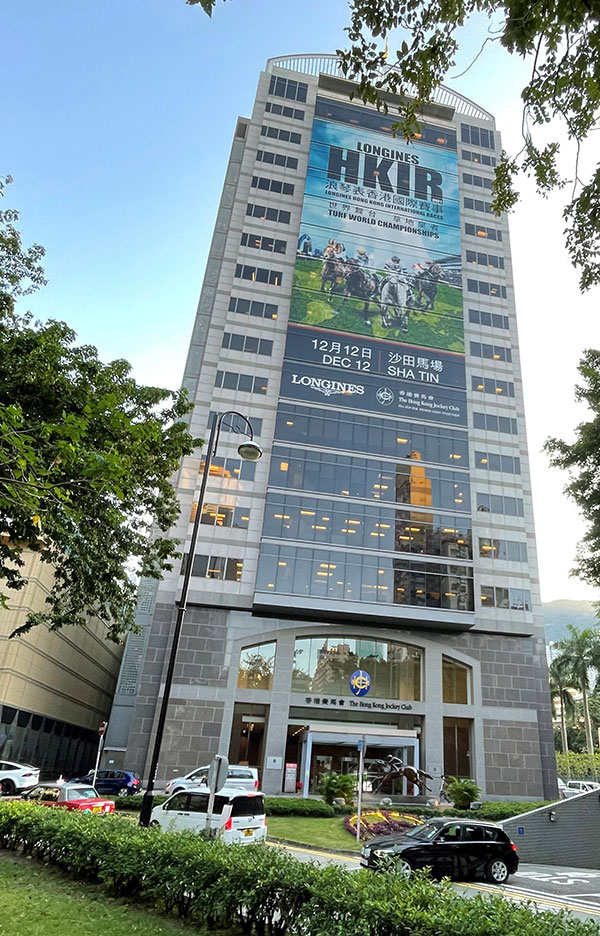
{"left": 291, "top": 373, "right": 365, "bottom": 397}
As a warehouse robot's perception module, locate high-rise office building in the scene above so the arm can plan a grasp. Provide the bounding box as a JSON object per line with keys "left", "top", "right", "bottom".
{"left": 104, "top": 55, "right": 556, "bottom": 800}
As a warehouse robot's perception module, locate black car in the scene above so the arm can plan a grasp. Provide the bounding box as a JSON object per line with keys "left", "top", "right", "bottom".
{"left": 70, "top": 769, "right": 141, "bottom": 797}
{"left": 361, "top": 818, "right": 518, "bottom": 884}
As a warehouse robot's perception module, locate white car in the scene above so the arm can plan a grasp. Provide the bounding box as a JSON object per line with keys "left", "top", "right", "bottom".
{"left": 566, "top": 779, "right": 600, "bottom": 794}
{"left": 165, "top": 764, "right": 259, "bottom": 795}
{"left": 150, "top": 787, "right": 267, "bottom": 845}
{"left": 0, "top": 760, "right": 40, "bottom": 795}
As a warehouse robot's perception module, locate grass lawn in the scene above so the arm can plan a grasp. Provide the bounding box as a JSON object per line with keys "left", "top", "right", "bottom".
{"left": 267, "top": 815, "right": 361, "bottom": 852}
{"left": 0, "top": 851, "right": 190, "bottom": 936}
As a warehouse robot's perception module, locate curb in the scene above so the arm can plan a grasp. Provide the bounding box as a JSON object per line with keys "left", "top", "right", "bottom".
{"left": 267, "top": 835, "right": 360, "bottom": 857}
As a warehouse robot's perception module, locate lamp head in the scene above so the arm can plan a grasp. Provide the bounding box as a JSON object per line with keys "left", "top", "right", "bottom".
{"left": 237, "top": 440, "right": 263, "bottom": 462}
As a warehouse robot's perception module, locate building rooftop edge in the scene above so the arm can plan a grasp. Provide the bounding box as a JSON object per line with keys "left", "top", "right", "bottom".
{"left": 265, "top": 54, "right": 495, "bottom": 122}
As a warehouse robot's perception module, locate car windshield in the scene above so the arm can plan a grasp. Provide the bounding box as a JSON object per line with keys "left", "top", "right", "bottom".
{"left": 404, "top": 823, "right": 442, "bottom": 841}
{"left": 67, "top": 788, "right": 98, "bottom": 800}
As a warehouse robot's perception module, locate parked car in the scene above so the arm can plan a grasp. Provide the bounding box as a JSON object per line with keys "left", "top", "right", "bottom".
{"left": 361, "top": 818, "right": 519, "bottom": 884}
{"left": 150, "top": 788, "right": 267, "bottom": 845}
{"left": 565, "top": 779, "right": 600, "bottom": 794}
{"left": 22, "top": 782, "right": 115, "bottom": 814}
{"left": 70, "top": 768, "right": 141, "bottom": 797}
{"left": 557, "top": 778, "right": 579, "bottom": 799}
{"left": 164, "top": 764, "right": 259, "bottom": 795}
{"left": 0, "top": 760, "right": 40, "bottom": 795}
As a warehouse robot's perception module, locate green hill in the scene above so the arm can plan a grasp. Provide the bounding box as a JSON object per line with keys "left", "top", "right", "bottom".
{"left": 543, "top": 599, "right": 599, "bottom": 644}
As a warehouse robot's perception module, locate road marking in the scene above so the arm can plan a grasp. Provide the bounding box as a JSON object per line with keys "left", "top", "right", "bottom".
{"left": 457, "top": 882, "right": 600, "bottom": 917}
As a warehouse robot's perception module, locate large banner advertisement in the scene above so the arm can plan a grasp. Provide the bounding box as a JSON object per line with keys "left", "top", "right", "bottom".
{"left": 291, "top": 101, "right": 463, "bottom": 354}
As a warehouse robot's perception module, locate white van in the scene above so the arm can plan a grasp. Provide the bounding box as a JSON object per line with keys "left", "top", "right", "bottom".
{"left": 150, "top": 788, "right": 267, "bottom": 845}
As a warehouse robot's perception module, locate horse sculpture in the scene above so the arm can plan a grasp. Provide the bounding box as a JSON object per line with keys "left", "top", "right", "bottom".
{"left": 368, "top": 755, "right": 434, "bottom": 796}
{"left": 412, "top": 262, "right": 445, "bottom": 311}
{"left": 379, "top": 273, "right": 412, "bottom": 331}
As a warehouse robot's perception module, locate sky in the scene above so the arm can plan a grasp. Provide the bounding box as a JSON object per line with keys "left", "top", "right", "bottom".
{"left": 3, "top": 0, "right": 600, "bottom": 604}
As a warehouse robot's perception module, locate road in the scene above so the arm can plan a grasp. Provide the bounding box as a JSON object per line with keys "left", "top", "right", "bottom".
{"left": 269, "top": 842, "right": 600, "bottom": 923}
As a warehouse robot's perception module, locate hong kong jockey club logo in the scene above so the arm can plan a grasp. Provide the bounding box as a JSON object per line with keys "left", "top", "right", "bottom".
{"left": 349, "top": 670, "right": 372, "bottom": 697}
{"left": 376, "top": 386, "right": 394, "bottom": 406}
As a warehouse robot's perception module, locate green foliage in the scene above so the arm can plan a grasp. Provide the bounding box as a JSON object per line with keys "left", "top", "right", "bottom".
{"left": 445, "top": 777, "right": 481, "bottom": 808}
{"left": 264, "top": 797, "right": 335, "bottom": 817}
{"left": 1, "top": 800, "right": 598, "bottom": 936}
{"left": 556, "top": 751, "right": 600, "bottom": 779}
{"left": 0, "top": 176, "right": 46, "bottom": 318}
{"left": 317, "top": 772, "right": 357, "bottom": 806}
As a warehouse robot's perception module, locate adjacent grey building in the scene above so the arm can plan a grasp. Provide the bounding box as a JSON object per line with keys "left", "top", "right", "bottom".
{"left": 104, "top": 54, "right": 557, "bottom": 800}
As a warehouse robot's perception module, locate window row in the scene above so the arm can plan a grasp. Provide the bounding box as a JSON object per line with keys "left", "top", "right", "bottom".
{"left": 234, "top": 264, "right": 282, "bottom": 286}
{"left": 473, "top": 412, "right": 518, "bottom": 435}
{"left": 263, "top": 492, "right": 472, "bottom": 559}
{"left": 228, "top": 295, "right": 278, "bottom": 320}
{"left": 192, "top": 501, "right": 250, "bottom": 529}
{"left": 198, "top": 455, "right": 256, "bottom": 482}
{"left": 470, "top": 341, "right": 511, "bottom": 362}
{"left": 207, "top": 411, "right": 263, "bottom": 438}
{"left": 256, "top": 149, "right": 298, "bottom": 170}
{"left": 240, "top": 232, "right": 287, "bottom": 254}
{"left": 461, "top": 123, "right": 495, "bottom": 150}
{"left": 270, "top": 446, "right": 470, "bottom": 512}
{"left": 246, "top": 203, "right": 291, "bottom": 225}
{"left": 468, "top": 308, "right": 509, "bottom": 330}
{"left": 475, "top": 450, "right": 520, "bottom": 474}
{"left": 268, "top": 74, "right": 308, "bottom": 103}
{"left": 481, "top": 585, "right": 531, "bottom": 611}
{"left": 464, "top": 197, "right": 494, "bottom": 214}
{"left": 476, "top": 492, "right": 524, "bottom": 517}
{"left": 465, "top": 222, "right": 503, "bottom": 242}
{"left": 275, "top": 403, "right": 470, "bottom": 467}
{"left": 462, "top": 149, "right": 497, "bottom": 167}
{"left": 479, "top": 538, "right": 527, "bottom": 562}
{"left": 472, "top": 376, "right": 515, "bottom": 397}
{"left": 251, "top": 175, "right": 294, "bottom": 196}
{"left": 466, "top": 249, "right": 505, "bottom": 270}
{"left": 257, "top": 544, "right": 474, "bottom": 611}
{"left": 265, "top": 100, "right": 305, "bottom": 121}
{"left": 215, "top": 370, "right": 268, "bottom": 395}
{"left": 315, "top": 97, "right": 457, "bottom": 151}
{"left": 463, "top": 172, "right": 493, "bottom": 190}
{"left": 185, "top": 554, "right": 244, "bottom": 581}
{"left": 260, "top": 124, "right": 302, "bottom": 144}
{"left": 221, "top": 331, "right": 273, "bottom": 356}
{"left": 467, "top": 279, "right": 507, "bottom": 299}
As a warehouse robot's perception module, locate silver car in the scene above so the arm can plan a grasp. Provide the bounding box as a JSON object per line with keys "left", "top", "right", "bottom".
{"left": 165, "top": 764, "right": 259, "bottom": 795}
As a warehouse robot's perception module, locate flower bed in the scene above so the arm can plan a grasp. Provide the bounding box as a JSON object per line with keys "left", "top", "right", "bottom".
{"left": 345, "top": 809, "right": 423, "bottom": 840}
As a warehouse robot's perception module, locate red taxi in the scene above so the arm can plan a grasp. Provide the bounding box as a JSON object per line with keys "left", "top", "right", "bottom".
{"left": 23, "top": 782, "right": 115, "bottom": 814}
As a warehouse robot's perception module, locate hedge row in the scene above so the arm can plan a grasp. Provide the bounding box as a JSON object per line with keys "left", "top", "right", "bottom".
{"left": 113, "top": 794, "right": 335, "bottom": 817}
{"left": 556, "top": 752, "right": 600, "bottom": 779}
{"left": 0, "top": 801, "right": 597, "bottom": 936}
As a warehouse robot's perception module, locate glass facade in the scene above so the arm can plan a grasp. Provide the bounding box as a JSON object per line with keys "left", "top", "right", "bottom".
{"left": 442, "top": 657, "right": 471, "bottom": 703}
{"left": 237, "top": 643, "right": 276, "bottom": 690}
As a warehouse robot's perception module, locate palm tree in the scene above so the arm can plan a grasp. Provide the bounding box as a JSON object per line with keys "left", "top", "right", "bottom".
{"left": 548, "top": 657, "right": 576, "bottom": 759}
{"left": 553, "top": 625, "right": 600, "bottom": 754}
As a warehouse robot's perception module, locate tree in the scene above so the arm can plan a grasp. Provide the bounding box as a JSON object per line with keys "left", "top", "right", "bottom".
{"left": 0, "top": 179, "right": 197, "bottom": 640}
{"left": 552, "top": 625, "right": 600, "bottom": 754}
{"left": 548, "top": 657, "right": 576, "bottom": 757}
{"left": 193, "top": 0, "right": 600, "bottom": 290}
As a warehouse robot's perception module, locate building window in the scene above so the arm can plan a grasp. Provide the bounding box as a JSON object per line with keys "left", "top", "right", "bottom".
{"left": 468, "top": 308, "right": 509, "bottom": 329}
{"left": 471, "top": 376, "right": 515, "bottom": 397}
{"left": 460, "top": 123, "right": 495, "bottom": 150}
{"left": 251, "top": 175, "right": 294, "bottom": 196}
{"left": 237, "top": 642, "right": 276, "bottom": 690}
{"left": 291, "top": 636, "right": 422, "bottom": 700}
{"left": 261, "top": 125, "right": 302, "bottom": 144}
{"left": 229, "top": 296, "right": 278, "bottom": 320}
{"left": 208, "top": 411, "right": 263, "bottom": 438}
{"left": 222, "top": 332, "right": 273, "bottom": 357}
{"left": 480, "top": 586, "right": 531, "bottom": 610}
{"left": 187, "top": 554, "right": 244, "bottom": 582}
{"left": 462, "top": 149, "right": 497, "bottom": 167}
{"left": 478, "top": 538, "right": 527, "bottom": 562}
{"left": 470, "top": 341, "right": 511, "bottom": 362}
{"left": 462, "top": 172, "right": 493, "bottom": 190}
{"left": 264, "top": 101, "right": 305, "bottom": 121}
{"left": 476, "top": 493, "right": 524, "bottom": 517}
{"left": 474, "top": 450, "right": 520, "bottom": 474}
{"left": 465, "top": 222, "right": 503, "bottom": 242}
{"left": 442, "top": 658, "right": 471, "bottom": 704}
{"left": 256, "top": 150, "right": 298, "bottom": 170}
{"left": 246, "top": 203, "right": 291, "bottom": 225}
{"left": 464, "top": 197, "right": 495, "bottom": 215}
{"left": 215, "top": 370, "right": 268, "bottom": 395}
{"left": 240, "top": 232, "right": 287, "bottom": 254}
{"left": 465, "top": 249, "right": 505, "bottom": 271}
{"left": 199, "top": 503, "right": 250, "bottom": 529}
{"left": 467, "top": 279, "right": 507, "bottom": 299}
{"left": 234, "top": 264, "right": 282, "bottom": 286}
{"left": 473, "top": 412, "right": 518, "bottom": 434}
{"left": 199, "top": 455, "right": 256, "bottom": 482}
{"left": 268, "top": 74, "right": 308, "bottom": 103}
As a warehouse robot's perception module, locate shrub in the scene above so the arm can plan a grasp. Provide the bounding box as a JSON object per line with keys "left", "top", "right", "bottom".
{"left": 113, "top": 794, "right": 168, "bottom": 812}
{"left": 556, "top": 752, "right": 600, "bottom": 780}
{"left": 264, "top": 797, "right": 335, "bottom": 818}
{"left": 445, "top": 777, "right": 481, "bottom": 808}
{"left": 317, "top": 772, "right": 357, "bottom": 806}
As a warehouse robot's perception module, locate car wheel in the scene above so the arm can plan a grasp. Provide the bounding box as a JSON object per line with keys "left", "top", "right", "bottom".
{"left": 0, "top": 779, "right": 15, "bottom": 796}
{"left": 149, "top": 820, "right": 161, "bottom": 829}
{"left": 394, "top": 857, "right": 413, "bottom": 877}
{"left": 117, "top": 787, "right": 130, "bottom": 797}
{"left": 485, "top": 859, "right": 509, "bottom": 884}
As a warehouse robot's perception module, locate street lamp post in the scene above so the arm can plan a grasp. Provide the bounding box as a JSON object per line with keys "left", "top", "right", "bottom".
{"left": 139, "top": 410, "right": 262, "bottom": 827}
